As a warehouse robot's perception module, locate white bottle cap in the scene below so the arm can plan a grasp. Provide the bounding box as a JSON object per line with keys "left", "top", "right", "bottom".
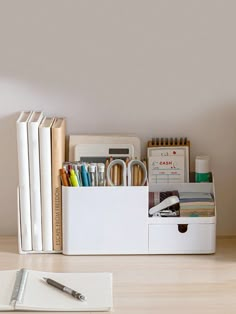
{"left": 195, "top": 155, "right": 210, "bottom": 173}
{"left": 98, "top": 163, "right": 105, "bottom": 172}
{"left": 88, "top": 164, "right": 96, "bottom": 172}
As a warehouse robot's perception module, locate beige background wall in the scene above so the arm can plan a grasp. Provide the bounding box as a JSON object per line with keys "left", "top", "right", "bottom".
{"left": 0, "top": 0, "right": 235, "bottom": 235}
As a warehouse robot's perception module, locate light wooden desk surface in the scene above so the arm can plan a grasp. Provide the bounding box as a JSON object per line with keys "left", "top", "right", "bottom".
{"left": 0, "top": 236, "right": 236, "bottom": 313}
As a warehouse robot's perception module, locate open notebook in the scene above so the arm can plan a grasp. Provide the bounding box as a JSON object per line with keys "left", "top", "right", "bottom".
{"left": 0, "top": 269, "right": 113, "bottom": 311}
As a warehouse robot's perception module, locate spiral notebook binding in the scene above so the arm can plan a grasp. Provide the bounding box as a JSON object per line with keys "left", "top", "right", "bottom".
{"left": 10, "top": 268, "right": 28, "bottom": 306}
{"left": 148, "top": 137, "right": 190, "bottom": 147}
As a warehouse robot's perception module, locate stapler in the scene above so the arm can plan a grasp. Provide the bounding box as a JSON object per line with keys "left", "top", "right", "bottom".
{"left": 149, "top": 195, "right": 180, "bottom": 217}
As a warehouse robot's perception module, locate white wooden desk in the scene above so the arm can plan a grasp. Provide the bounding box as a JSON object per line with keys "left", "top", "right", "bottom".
{"left": 0, "top": 236, "right": 236, "bottom": 314}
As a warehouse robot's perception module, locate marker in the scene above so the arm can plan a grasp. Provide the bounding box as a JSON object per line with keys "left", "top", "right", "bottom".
{"left": 81, "top": 164, "right": 89, "bottom": 186}
{"left": 98, "top": 163, "right": 105, "bottom": 186}
{"left": 60, "top": 168, "right": 69, "bottom": 186}
{"left": 88, "top": 164, "right": 96, "bottom": 186}
{"left": 69, "top": 169, "right": 79, "bottom": 187}
{"left": 67, "top": 164, "right": 73, "bottom": 186}
{"left": 72, "top": 163, "right": 81, "bottom": 186}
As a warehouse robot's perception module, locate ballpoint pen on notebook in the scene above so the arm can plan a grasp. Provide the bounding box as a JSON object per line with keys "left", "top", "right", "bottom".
{"left": 43, "top": 277, "right": 86, "bottom": 301}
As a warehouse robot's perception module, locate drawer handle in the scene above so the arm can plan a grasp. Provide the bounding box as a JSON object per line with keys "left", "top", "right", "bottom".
{"left": 178, "top": 224, "right": 188, "bottom": 233}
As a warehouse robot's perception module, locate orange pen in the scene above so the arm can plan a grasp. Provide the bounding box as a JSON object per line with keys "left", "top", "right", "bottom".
{"left": 60, "top": 168, "right": 69, "bottom": 186}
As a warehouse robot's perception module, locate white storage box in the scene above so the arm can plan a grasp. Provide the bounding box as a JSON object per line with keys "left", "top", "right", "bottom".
{"left": 62, "top": 180, "right": 216, "bottom": 255}
{"left": 62, "top": 186, "right": 149, "bottom": 255}
{"left": 148, "top": 181, "right": 216, "bottom": 254}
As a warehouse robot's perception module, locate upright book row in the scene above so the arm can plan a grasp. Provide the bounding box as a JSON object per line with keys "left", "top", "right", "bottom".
{"left": 16, "top": 111, "right": 66, "bottom": 252}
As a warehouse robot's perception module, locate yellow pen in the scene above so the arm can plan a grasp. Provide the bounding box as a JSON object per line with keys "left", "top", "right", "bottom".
{"left": 70, "top": 169, "right": 79, "bottom": 187}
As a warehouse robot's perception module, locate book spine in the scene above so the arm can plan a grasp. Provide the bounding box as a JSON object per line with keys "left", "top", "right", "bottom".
{"left": 39, "top": 125, "right": 53, "bottom": 251}
{"left": 28, "top": 119, "right": 43, "bottom": 251}
{"left": 16, "top": 117, "right": 32, "bottom": 251}
{"left": 51, "top": 121, "right": 66, "bottom": 251}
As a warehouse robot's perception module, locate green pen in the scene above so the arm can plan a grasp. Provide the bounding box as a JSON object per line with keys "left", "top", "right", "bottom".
{"left": 70, "top": 169, "right": 79, "bottom": 187}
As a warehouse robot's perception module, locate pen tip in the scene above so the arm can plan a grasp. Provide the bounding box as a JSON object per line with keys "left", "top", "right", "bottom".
{"left": 77, "top": 294, "right": 86, "bottom": 301}
{"left": 42, "top": 277, "right": 48, "bottom": 281}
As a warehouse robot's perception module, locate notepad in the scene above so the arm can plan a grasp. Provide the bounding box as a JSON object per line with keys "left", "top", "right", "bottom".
{"left": 0, "top": 269, "right": 113, "bottom": 312}
{"left": 147, "top": 137, "right": 190, "bottom": 184}
{"left": 179, "top": 192, "right": 215, "bottom": 217}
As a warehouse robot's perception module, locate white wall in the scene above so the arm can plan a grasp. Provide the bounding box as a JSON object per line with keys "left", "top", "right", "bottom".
{"left": 0, "top": 0, "right": 235, "bottom": 235}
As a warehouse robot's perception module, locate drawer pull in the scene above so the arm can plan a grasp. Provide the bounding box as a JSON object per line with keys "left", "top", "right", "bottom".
{"left": 178, "top": 224, "right": 188, "bottom": 233}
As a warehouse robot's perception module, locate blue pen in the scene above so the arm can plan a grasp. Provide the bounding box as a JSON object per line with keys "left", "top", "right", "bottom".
{"left": 87, "top": 171, "right": 91, "bottom": 186}
{"left": 81, "top": 164, "right": 89, "bottom": 186}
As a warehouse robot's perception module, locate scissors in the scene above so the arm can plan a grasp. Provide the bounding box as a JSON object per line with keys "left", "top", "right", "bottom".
{"left": 106, "top": 159, "right": 147, "bottom": 186}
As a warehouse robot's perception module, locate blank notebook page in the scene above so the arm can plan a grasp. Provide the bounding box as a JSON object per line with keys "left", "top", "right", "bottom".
{"left": 16, "top": 270, "right": 113, "bottom": 311}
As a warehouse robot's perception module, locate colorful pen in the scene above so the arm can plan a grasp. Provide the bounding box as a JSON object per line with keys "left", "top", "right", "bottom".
{"left": 69, "top": 169, "right": 79, "bottom": 187}
{"left": 81, "top": 164, "right": 89, "bottom": 186}
{"left": 60, "top": 168, "right": 69, "bottom": 186}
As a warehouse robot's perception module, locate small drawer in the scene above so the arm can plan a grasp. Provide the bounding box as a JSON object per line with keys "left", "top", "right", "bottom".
{"left": 149, "top": 223, "right": 216, "bottom": 254}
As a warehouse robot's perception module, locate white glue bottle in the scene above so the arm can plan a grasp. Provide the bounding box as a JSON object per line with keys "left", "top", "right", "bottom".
{"left": 195, "top": 155, "right": 210, "bottom": 182}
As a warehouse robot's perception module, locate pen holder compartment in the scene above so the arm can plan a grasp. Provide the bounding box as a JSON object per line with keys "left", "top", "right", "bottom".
{"left": 62, "top": 186, "right": 149, "bottom": 255}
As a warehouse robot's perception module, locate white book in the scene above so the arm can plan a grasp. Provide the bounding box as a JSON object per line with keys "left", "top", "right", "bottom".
{"left": 16, "top": 111, "right": 33, "bottom": 251}
{"left": 0, "top": 269, "right": 113, "bottom": 312}
{"left": 39, "top": 117, "right": 55, "bottom": 251}
{"left": 28, "top": 111, "right": 44, "bottom": 251}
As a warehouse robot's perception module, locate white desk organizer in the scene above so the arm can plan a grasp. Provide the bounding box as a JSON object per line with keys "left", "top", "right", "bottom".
{"left": 62, "top": 186, "right": 148, "bottom": 255}
{"left": 62, "top": 180, "right": 216, "bottom": 255}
